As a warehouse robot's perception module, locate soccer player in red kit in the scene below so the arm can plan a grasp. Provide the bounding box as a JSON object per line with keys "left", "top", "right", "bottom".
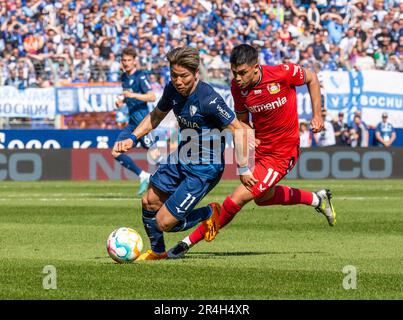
{"left": 167, "top": 44, "right": 336, "bottom": 258}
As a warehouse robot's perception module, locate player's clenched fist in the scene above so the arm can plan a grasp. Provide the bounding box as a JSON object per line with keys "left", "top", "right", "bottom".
{"left": 310, "top": 115, "right": 324, "bottom": 133}
{"left": 115, "top": 139, "right": 133, "bottom": 153}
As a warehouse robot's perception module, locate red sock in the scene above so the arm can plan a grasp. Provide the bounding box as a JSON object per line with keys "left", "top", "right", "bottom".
{"left": 189, "top": 196, "right": 242, "bottom": 245}
{"left": 256, "top": 185, "right": 313, "bottom": 206}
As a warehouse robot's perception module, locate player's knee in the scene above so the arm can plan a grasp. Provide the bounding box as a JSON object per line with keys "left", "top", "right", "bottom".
{"left": 254, "top": 188, "right": 275, "bottom": 205}
{"left": 141, "top": 192, "right": 154, "bottom": 210}
{"left": 141, "top": 194, "right": 149, "bottom": 208}
{"left": 156, "top": 216, "right": 171, "bottom": 232}
{"left": 141, "top": 192, "right": 160, "bottom": 211}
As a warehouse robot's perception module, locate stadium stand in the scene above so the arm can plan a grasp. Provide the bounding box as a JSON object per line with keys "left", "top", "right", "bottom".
{"left": 1, "top": 0, "right": 401, "bottom": 87}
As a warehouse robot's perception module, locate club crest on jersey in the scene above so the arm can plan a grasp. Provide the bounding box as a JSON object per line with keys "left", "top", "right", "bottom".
{"left": 241, "top": 90, "right": 249, "bottom": 97}
{"left": 189, "top": 105, "right": 197, "bottom": 117}
{"left": 267, "top": 83, "right": 280, "bottom": 94}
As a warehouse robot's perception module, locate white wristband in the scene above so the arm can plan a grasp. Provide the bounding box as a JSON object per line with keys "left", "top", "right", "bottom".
{"left": 237, "top": 166, "right": 252, "bottom": 176}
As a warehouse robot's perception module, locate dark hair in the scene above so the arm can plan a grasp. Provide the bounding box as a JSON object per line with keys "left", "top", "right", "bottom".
{"left": 166, "top": 46, "right": 200, "bottom": 74}
{"left": 230, "top": 44, "right": 258, "bottom": 66}
{"left": 121, "top": 47, "right": 137, "bottom": 58}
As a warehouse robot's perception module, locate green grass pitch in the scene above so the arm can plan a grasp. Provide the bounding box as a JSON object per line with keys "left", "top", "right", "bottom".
{"left": 0, "top": 180, "right": 402, "bottom": 300}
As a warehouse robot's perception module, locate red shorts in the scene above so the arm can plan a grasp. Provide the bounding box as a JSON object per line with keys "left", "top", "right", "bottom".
{"left": 250, "top": 145, "right": 300, "bottom": 198}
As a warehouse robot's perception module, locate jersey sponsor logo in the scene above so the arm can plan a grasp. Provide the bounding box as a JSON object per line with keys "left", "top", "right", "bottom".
{"left": 267, "top": 83, "right": 281, "bottom": 94}
{"left": 176, "top": 115, "right": 200, "bottom": 129}
{"left": 247, "top": 96, "right": 287, "bottom": 113}
{"left": 216, "top": 105, "right": 232, "bottom": 120}
{"left": 241, "top": 90, "right": 249, "bottom": 97}
{"left": 254, "top": 89, "right": 262, "bottom": 95}
{"left": 189, "top": 105, "right": 197, "bottom": 117}
{"left": 172, "top": 99, "right": 178, "bottom": 105}
{"left": 209, "top": 97, "right": 218, "bottom": 105}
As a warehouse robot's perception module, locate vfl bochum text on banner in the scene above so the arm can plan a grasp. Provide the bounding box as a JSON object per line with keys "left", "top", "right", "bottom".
{"left": 320, "top": 70, "right": 403, "bottom": 127}
{"left": 0, "top": 86, "right": 56, "bottom": 118}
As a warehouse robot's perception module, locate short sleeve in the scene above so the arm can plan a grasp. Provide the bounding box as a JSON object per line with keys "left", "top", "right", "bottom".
{"left": 156, "top": 83, "right": 172, "bottom": 113}
{"left": 205, "top": 94, "right": 236, "bottom": 128}
{"left": 279, "top": 63, "right": 306, "bottom": 87}
{"left": 138, "top": 73, "right": 153, "bottom": 93}
{"left": 231, "top": 82, "right": 248, "bottom": 114}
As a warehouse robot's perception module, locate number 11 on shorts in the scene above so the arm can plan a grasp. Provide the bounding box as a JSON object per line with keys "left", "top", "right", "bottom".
{"left": 263, "top": 168, "right": 279, "bottom": 188}
{"left": 180, "top": 193, "right": 196, "bottom": 210}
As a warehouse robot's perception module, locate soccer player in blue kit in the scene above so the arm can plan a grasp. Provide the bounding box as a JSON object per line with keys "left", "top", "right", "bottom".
{"left": 115, "top": 46, "right": 255, "bottom": 260}
{"left": 113, "top": 47, "right": 162, "bottom": 195}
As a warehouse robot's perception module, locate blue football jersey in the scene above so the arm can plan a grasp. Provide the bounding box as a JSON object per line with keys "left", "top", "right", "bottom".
{"left": 157, "top": 81, "right": 235, "bottom": 175}
{"left": 121, "top": 70, "right": 152, "bottom": 124}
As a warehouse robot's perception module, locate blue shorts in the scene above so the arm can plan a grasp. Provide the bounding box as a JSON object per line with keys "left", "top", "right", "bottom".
{"left": 150, "top": 160, "right": 223, "bottom": 220}
{"left": 116, "top": 123, "right": 155, "bottom": 149}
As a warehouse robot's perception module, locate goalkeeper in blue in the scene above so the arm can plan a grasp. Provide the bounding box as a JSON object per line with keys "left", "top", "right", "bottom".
{"left": 114, "top": 46, "right": 254, "bottom": 260}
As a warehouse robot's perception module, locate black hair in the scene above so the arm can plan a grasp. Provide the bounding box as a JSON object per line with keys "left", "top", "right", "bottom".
{"left": 230, "top": 44, "right": 258, "bottom": 66}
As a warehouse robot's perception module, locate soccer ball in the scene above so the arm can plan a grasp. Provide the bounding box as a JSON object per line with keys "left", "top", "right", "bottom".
{"left": 106, "top": 227, "right": 143, "bottom": 263}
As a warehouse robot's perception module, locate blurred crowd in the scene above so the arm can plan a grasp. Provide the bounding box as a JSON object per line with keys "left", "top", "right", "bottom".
{"left": 0, "top": 0, "right": 402, "bottom": 89}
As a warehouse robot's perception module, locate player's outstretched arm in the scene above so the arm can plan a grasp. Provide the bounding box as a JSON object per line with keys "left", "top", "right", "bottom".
{"left": 115, "top": 108, "right": 168, "bottom": 153}
{"left": 304, "top": 69, "right": 324, "bottom": 133}
{"left": 123, "top": 90, "right": 156, "bottom": 102}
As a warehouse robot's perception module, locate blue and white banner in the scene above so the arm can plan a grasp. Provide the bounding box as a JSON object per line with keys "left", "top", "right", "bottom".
{"left": 0, "top": 86, "right": 55, "bottom": 118}
{"left": 320, "top": 70, "right": 403, "bottom": 127}
{"left": 55, "top": 86, "right": 122, "bottom": 114}
{"left": 2, "top": 70, "right": 402, "bottom": 128}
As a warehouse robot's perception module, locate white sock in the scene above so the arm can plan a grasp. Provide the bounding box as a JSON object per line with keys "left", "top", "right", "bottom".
{"left": 183, "top": 236, "right": 193, "bottom": 247}
{"left": 311, "top": 192, "right": 320, "bottom": 207}
{"left": 139, "top": 171, "right": 150, "bottom": 182}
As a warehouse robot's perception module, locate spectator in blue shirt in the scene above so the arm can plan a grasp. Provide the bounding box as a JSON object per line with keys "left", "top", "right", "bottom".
{"left": 375, "top": 112, "right": 396, "bottom": 147}
{"left": 321, "top": 51, "right": 338, "bottom": 70}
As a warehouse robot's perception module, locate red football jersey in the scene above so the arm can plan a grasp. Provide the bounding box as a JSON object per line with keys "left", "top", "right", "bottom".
{"left": 231, "top": 64, "right": 305, "bottom": 156}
